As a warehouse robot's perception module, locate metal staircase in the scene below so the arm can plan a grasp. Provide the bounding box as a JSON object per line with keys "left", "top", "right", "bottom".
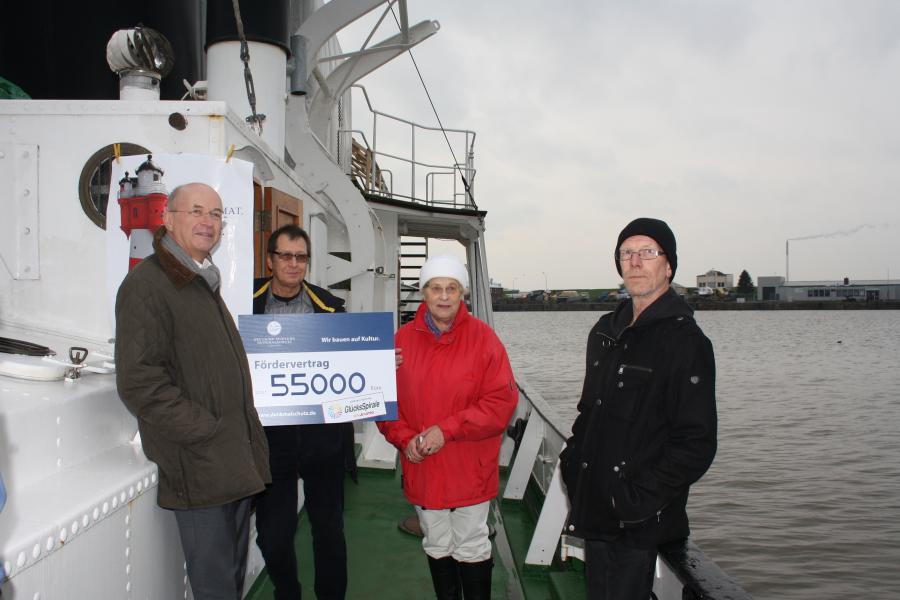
{"left": 399, "top": 237, "right": 428, "bottom": 323}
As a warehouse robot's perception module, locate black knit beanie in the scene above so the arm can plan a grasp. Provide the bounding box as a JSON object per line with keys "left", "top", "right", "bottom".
{"left": 614, "top": 218, "right": 677, "bottom": 279}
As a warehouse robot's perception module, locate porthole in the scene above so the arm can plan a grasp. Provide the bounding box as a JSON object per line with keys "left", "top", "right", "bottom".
{"left": 78, "top": 143, "right": 150, "bottom": 229}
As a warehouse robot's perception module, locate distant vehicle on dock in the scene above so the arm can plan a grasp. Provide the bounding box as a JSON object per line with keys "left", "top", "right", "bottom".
{"left": 556, "top": 290, "right": 589, "bottom": 303}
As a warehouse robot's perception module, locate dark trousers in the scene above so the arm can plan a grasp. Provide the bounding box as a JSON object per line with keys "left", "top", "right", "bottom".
{"left": 584, "top": 538, "right": 657, "bottom": 600}
{"left": 255, "top": 427, "right": 348, "bottom": 600}
{"left": 174, "top": 497, "right": 252, "bottom": 600}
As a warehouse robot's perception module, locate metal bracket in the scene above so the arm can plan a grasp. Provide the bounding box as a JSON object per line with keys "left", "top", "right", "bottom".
{"left": 367, "top": 266, "right": 395, "bottom": 279}
{"left": 65, "top": 347, "right": 89, "bottom": 381}
{"left": 41, "top": 348, "right": 115, "bottom": 381}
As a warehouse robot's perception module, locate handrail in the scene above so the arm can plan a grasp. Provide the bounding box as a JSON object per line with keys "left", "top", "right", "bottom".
{"left": 509, "top": 381, "right": 754, "bottom": 598}
{"left": 659, "top": 539, "right": 754, "bottom": 600}
{"left": 341, "top": 128, "right": 372, "bottom": 153}
{"left": 350, "top": 84, "right": 477, "bottom": 209}
{"left": 367, "top": 149, "right": 465, "bottom": 172}
{"left": 354, "top": 84, "right": 476, "bottom": 139}
{"left": 425, "top": 171, "right": 449, "bottom": 204}
{"left": 516, "top": 377, "right": 573, "bottom": 439}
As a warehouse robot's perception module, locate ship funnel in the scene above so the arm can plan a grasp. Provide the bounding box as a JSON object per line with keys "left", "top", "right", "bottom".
{"left": 106, "top": 26, "right": 175, "bottom": 100}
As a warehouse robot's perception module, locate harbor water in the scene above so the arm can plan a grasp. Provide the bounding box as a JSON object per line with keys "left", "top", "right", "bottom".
{"left": 493, "top": 310, "right": 900, "bottom": 599}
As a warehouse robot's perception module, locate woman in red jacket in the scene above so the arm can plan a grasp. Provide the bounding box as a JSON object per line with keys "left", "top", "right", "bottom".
{"left": 378, "top": 255, "right": 518, "bottom": 600}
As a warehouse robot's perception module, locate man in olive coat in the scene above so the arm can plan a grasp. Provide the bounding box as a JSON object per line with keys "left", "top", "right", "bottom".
{"left": 115, "top": 182, "right": 270, "bottom": 600}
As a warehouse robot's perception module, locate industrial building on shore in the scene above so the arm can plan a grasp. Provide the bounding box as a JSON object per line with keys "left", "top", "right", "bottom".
{"left": 757, "top": 276, "right": 900, "bottom": 302}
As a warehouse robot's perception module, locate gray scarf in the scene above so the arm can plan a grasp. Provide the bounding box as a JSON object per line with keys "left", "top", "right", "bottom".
{"left": 161, "top": 233, "right": 222, "bottom": 292}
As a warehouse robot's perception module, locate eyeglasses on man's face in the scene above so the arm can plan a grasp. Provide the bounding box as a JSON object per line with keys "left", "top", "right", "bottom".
{"left": 617, "top": 248, "right": 666, "bottom": 261}
{"left": 168, "top": 207, "right": 225, "bottom": 221}
{"left": 270, "top": 251, "right": 310, "bottom": 264}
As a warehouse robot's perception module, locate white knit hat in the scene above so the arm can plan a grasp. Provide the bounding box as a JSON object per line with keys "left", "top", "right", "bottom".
{"left": 419, "top": 254, "right": 469, "bottom": 291}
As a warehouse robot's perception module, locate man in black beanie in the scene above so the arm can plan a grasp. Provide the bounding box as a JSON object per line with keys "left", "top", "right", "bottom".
{"left": 560, "top": 218, "right": 718, "bottom": 599}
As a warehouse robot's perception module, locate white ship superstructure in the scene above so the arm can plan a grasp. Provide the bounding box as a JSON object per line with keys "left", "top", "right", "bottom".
{"left": 0, "top": 1, "right": 483, "bottom": 596}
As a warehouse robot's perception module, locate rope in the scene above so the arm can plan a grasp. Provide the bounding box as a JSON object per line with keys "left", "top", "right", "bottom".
{"left": 388, "top": 4, "right": 476, "bottom": 209}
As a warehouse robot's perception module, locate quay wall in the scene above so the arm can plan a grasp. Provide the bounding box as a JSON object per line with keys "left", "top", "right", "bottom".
{"left": 493, "top": 300, "right": 900, "bottom": 312}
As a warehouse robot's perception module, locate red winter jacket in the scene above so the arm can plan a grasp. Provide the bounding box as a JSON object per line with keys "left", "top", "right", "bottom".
{"left": 378, "top": 302, "right": 518, "bottom": 509}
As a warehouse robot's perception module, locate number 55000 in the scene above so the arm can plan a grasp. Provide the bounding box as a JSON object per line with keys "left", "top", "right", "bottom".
{"left": 270, "top": 372, "right": 366, "bottom": 397}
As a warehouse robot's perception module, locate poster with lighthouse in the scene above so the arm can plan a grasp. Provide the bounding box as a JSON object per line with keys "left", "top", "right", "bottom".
{"left": 105, "top": 153, "right": 255, "bottom": 327}
{"left": 116, "top": 154, "right": 169, "bottom": 270}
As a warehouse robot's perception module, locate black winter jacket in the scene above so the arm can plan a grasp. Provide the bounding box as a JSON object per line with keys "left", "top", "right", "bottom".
{"left": 252, "top": 278, "right": 357, "bottom": 481}
{"left": 115, "top": 229, "right": 271, "bottom": 509}
{"left": 560, "top": 288, "right": 717, "bottom": 548}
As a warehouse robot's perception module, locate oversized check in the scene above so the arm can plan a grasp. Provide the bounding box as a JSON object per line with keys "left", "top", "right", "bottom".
{"left": 239, "top": 312, "right": 398, "bottom": 426}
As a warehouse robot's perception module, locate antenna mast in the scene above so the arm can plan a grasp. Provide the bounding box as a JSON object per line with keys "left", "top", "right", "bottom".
{"left": 785, "top": 240, "right": 790, "bottom": 281}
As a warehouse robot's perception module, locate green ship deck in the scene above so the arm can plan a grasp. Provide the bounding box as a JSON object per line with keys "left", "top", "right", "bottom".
{"left": 246, "top": 467, "right": 585, "bottom": 600}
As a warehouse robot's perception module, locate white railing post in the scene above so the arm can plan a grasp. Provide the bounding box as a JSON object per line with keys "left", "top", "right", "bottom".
{"left": 524, "top": 460, "right": 570, "bottom": 566}
{"left": 410, "top": 123, "right": 416, "bottom": 201}
{"left": 370, "top": 114, "right": 378, "bottom": 193}
{"left": 503, "top": 411, "right": 544, "bottom": 500}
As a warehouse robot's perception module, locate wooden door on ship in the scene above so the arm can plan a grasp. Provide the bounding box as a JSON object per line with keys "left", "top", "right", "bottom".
{"left": 253, "top": 183, "right": 303, "bottom": 278}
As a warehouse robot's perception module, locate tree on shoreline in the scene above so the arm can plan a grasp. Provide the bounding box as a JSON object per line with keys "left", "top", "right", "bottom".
{"left": 737, "top": 270, "right": 756, "bottom": 295}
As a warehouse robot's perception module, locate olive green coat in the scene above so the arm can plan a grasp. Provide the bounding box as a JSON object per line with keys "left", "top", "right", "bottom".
{"left": 115, "top": 229, "right": 270, "bottom": 509}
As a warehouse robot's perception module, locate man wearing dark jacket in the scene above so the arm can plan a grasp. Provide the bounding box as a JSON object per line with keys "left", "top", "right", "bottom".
{"left": 252, "top": 224, "right": 353, "bottom": 600}
{"left": 115, "top": 182, "right": 271, "bottom": 600}
{"left": 560, "top": 218, "right": 717, "bottom": 600}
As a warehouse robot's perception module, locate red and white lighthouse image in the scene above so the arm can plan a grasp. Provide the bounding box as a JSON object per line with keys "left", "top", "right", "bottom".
{"left": 118, "top": 155, "right": 168, "bottom": 270}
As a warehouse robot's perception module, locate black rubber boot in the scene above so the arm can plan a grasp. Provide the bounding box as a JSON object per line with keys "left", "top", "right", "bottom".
{"left": 427, "top": 555, "right": 462, "bottom": 600}
{"left": 459, "top": 558, "right": 493, "bottom": 600}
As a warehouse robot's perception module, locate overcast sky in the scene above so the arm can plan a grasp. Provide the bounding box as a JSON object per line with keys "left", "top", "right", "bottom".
{"left": 339, "top": 1, "right": 900, "bottom": 290}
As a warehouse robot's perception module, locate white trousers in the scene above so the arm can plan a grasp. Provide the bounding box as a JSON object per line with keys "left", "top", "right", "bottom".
{"left": 415, "top": 501, "right": 492, "bottom": 563}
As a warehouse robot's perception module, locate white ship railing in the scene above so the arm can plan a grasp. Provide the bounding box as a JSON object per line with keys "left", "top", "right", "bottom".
{"left": 502, "top": 378, "right": 571, "bottom": 565}
{"left": 345, "top": 84, "right": 477, "bottom": 209}
{"left": 502, "top": 378, "right": 753, "bottom": 600}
